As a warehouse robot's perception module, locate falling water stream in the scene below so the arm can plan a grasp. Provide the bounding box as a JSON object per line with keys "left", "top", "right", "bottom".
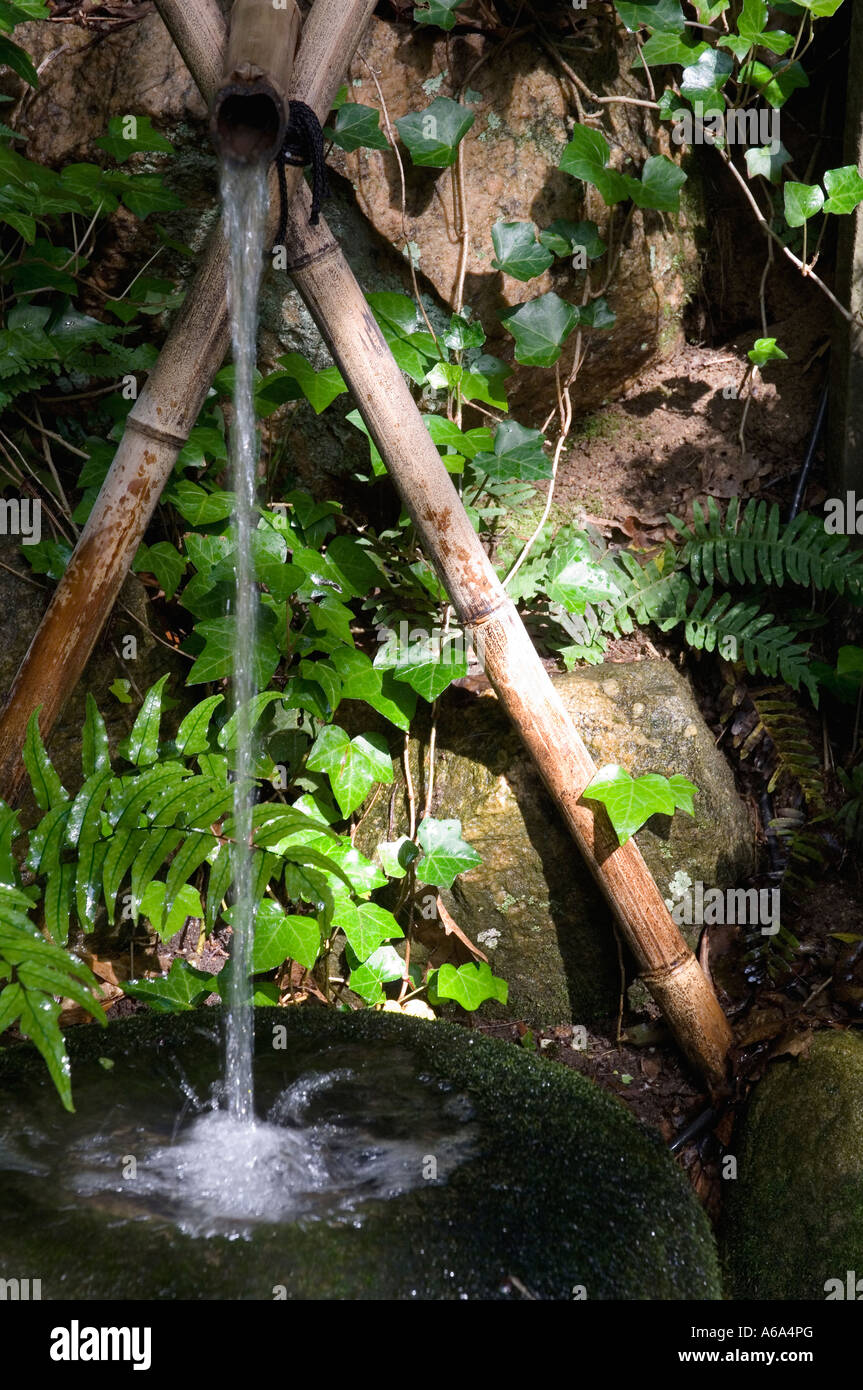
{"left": 220, "top": 156, "right": 269, "bottom": 1122}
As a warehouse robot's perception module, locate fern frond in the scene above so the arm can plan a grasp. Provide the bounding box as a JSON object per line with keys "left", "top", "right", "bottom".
{"left": 669, "top": 497, "right": 863, "bottom": 602}
{"left": 771, "top": 810, "right": 834, "bottom": 900}
{"left": 683, "top": 589, "right": 818, "bottom": 699}
{"left": 602, "top": 545, "right": 690, "bottom": 634}
{"left": 735, "top": 686, "right": 827, "bottom": 811}
{"left": 742, "top": 917, "right": 801, "bottom": 983}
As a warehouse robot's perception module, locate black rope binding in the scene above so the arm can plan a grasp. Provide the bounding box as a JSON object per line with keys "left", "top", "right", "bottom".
{"left": 274, "top": 99, "right": 330, "bottom": 248}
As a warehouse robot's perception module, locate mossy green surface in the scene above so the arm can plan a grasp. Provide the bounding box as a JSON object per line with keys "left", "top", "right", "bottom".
{"left": 0, "top": 1009, "right": 721, "bottom": 1300}
{"left": 723, "top": 1030, "right": 863, "bottom": 1300}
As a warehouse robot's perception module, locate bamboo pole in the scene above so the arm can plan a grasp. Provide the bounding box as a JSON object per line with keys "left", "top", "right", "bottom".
{"left": 0, "top": 0, "right": 378, "bottom": 804}
{"left": 211, "top": 0, "right": 301, "bottom": 163}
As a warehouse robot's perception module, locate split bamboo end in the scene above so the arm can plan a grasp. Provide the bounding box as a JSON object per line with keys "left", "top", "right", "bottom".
{"left": 210, "top": 0, "right": 301, "bottom": 163}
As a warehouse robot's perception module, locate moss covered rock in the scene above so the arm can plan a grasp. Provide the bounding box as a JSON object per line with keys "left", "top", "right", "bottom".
{"left": 355, "top": 659, "right": 754, "bottom": 1026}
{"left": 724, "top": 1030, "right": 863, "bottom": 1300}
{"left": 0, "top": 1008, "right": 721, "bottom": 1300}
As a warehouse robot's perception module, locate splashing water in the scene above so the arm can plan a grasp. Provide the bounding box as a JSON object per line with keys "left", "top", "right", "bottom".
{"left": 220, "top": 158, "right": 269, "bottom": 1122}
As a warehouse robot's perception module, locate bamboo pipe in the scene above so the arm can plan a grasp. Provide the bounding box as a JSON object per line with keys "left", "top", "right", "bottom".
{"left": 0, "top": 0, "right": 378, "bottom": 804}
{"left": 276, "top": 186, "right": 732, "bottom": 1088}
{"left": 211, "top": 0, "right": 301, "bottom": 164}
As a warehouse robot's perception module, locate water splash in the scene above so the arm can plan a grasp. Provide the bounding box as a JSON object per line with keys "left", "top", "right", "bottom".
{"left": 220, "top": 157, "right": 269, "bottom": 1122}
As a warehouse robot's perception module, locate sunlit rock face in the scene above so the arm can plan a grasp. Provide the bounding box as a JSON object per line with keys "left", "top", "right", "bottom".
{"left": 353, "top": 659, "right": 754, "bottom": 1026}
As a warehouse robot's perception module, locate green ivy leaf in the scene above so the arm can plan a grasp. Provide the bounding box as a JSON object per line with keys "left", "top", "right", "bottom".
{"left": 109, "top": 679, "right": 133, "bottom": 704}
{"left": 0, "top": 35, "right": 38, "bottom": 87}
{"left": 167, "top": 480, "right": 235, "bottom": 525}
{"left": 366, "top": 291, "right": 420, "bottom": 335}
{"left": 375, "top": 836, "right": 420, "bottom": 879}
{"left": 471, "top": 420, "right": 551, "bottom": 482}
{"left": 334, "top": 899, "right": 402, "bottom": 961}
{"left": 102, "top": 170, "right": 184, "bottom": 218}
{"left": 123, "top": 958, "right": 217, "bottom": 1013}
{"left": 500, "top": 292, "right": 578, "bottom": 367}
{"left": 490, "top": 221, "right": 553, "bottom": 281}
{"left": 748, "top": 336, "right": 788, "bottom": 367}
{"left": 307, "top": 726, "right": 394, "bottom": 817}
{"left": 559, "top": 125, "right": 629, "bottom": 205}
{"left": 739, "top": 58, "right": 808, "bottom": 108}
{"left": 630, "top": 155, "right": 687, "bottom": 212}
{"left": 427, "top": 960, "right": 508, "bottom": 1009}
{"left": 680, "top": 47, "right": 733, "bottom": 101}
{"left": 416, "top": 816, "right": 481, "bottom": 888}
{"left": 458, "top": 354, "right": 511, "bottom": 410}
{"left": 576, "top": 297, "right": 616, "bottom": 330}
{"left": 582, "top": 764, "right": 698, "bottom": 844}
{"left": 250, "top": 898, "right": 321, "bottom": 972}
{"left": 0, "top": 2, "right": 51, "bottom": 24}
{"left": 187, "top": 615, "right": 280, "bottom": 689}
{"left": 546, "top": 537, "right": 622, "bottom": 612}
{"left": 693, "top": 1, "right": 729, "bottom": 20}
{"left": 133, "top": 540, "right": 186, "bottom": 598}
{"left": 822, "top": 165, "right": 863, "bottom": 216}
{"left": 139, "top": 878, "right": 204, "bottom": 945}
{"left": 636, "top": 32, "right": 708, "bottom": 67}
{"left": 783, "top": 181, "right": 824, "bottom": 227}
{"left": 323, "top": 102, "right": 389, "bottom": 152}
{"left": 256, "top": 352, "right": 347, "bottom": 416}
{"left": 375, "top": 628, "right": 468, "bottom": 702}
{"left": 744, "top": 142, "right": 792, "bottom": 183}
{"left": 614, "top": 0, "right": 686, "bottom": 32}
{"left": 347, "top": 942, "right": 404, "bottom": 1003}
{"left": 790, "top": 0, "right": 843, "bottom": 13}
{"left": 443, "top": 311, "right": 485, "bottom": 351}
{"left": 539, "top": 218, "right": 606, "bottom": 261}
{"left": 95, "top": 115, "right": 174, "bottom": 163}
{"left": 413, "top": 0, "right": 469, "bottom": 29}
{"left": 396, "top": 98, "right": 475, "bottom": 168}
{"left": 330, "top": 647, "right": 417, "bottom": 733}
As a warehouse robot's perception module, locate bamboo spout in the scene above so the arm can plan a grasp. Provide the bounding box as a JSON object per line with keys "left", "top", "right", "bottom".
{"left": 210, "top": 0, "right": 301, "bottom": 163}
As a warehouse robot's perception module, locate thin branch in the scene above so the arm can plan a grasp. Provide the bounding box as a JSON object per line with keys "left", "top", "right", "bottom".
{"left": 719, "top": 147, "right": 855, "bottom": 323}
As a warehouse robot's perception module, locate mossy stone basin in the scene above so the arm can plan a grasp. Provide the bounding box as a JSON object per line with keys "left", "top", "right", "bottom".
{"left": 723, "top": 1030, "right": 863, "bottom": 1300}
{"left": 0, "top": 1008, "right": 721, "bottom": 1300}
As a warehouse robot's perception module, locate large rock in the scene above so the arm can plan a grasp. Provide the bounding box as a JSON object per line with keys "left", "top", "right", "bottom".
{"left": 328, "top": 15, "right": 702, "bottom": 421}
{"left": 355, "top": 658, "right": 754, "bottom": 1026}
{"left": 0, "top": 1007, "right": 723, "bottom": 1299}
{"left": 723, "top": 1031, "right": 863, "bottom": 1301}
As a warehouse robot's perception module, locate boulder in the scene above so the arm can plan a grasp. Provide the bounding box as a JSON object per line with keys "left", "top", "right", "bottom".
{"left": 354, "top": 658, "right": 754, "bottom": 1026}
{"left": 333, "top": 16, "right": 702, "bottom": 422}
{"left": 723, "top": 1030, "right": 863, "bottom": 1301}
{"left": 0, "top": 1007, "right": 723, "bottom": 1299}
